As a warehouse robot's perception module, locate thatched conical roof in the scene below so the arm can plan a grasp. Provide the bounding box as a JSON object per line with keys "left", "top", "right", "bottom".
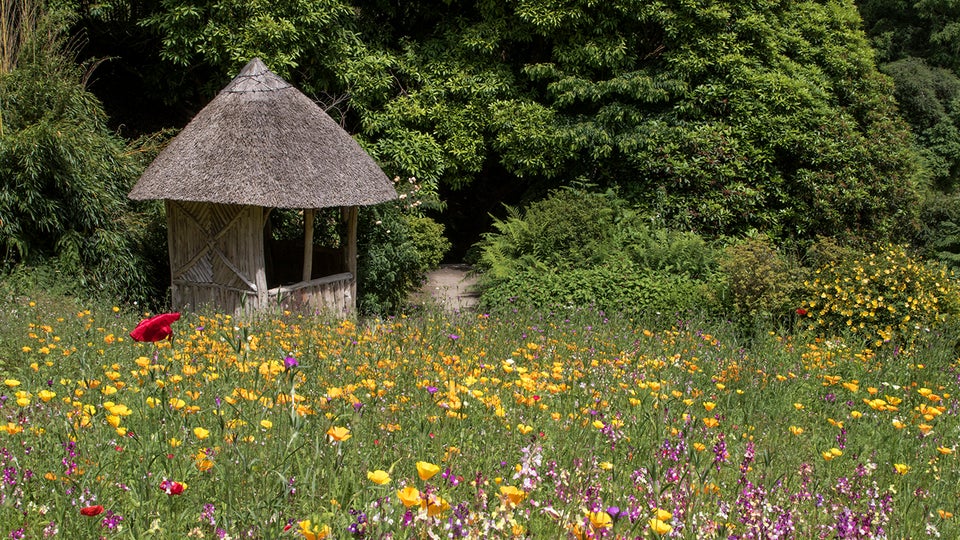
{"left": 129, "top": 58, "right": 397, "bottom": 208}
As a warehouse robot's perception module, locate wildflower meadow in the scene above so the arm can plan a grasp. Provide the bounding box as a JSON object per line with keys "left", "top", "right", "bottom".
{"left": 1, "top": 288, "right": 960, "bottom": 538}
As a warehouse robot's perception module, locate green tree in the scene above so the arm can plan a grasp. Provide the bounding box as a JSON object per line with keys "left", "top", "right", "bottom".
{"left": 858, "top": 0, "right": 960, "bottom": 192}
{"left": 859, "top": 0, "right": 960, "bottom": 72}
{"left": 350, "top": 0, "right": 923, "bottom": 244}
{"left": 137, "top": 0, "right": 385, "bottom": 110}
{"left": 882, "top": 57, "right": 960, "bottom": 190}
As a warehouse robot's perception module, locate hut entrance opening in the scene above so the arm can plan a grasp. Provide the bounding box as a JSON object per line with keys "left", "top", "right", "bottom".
{"left": 264, "top": 208, "right": 345, "bottom": 288}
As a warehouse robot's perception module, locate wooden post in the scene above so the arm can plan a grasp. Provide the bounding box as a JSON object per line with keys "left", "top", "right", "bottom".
{"left": 302, "top": 209, "right": 314, "bottom": 282}
{"left": 253, "top": 206, "right": 269, "bottom": 312}
{"left": 344, "top": 206, "right": 358, "bottom": 312}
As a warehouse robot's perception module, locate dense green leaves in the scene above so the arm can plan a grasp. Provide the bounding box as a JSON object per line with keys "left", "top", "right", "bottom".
{"left": 140, "top": 0, "right": 356, "bottom": 87}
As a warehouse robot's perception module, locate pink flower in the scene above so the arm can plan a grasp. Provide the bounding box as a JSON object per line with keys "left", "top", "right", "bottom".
{"left": 130, "top": 313, "right": 181, "bottom": 342}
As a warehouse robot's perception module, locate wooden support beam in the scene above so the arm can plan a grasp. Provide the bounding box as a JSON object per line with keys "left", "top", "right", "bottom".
{"left": 302, "top": 209, "right": 315, "bottom": 282}
{"left": 344, "top": 206, "right": 359, "bottom": 312}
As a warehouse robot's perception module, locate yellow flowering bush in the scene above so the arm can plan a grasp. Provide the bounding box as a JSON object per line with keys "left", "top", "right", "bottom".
{"left": 799, "top": 244, "right": 960, "bottom": 345}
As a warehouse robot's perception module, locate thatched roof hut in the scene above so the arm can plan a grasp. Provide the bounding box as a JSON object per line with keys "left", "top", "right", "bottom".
{"left": 130, "top": 58, "right": 397, "bottom": 315}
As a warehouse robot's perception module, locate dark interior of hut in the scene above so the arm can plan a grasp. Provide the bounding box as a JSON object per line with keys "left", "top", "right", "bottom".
{"left": 263, "top": 209, "right": 345, "bottom": 288}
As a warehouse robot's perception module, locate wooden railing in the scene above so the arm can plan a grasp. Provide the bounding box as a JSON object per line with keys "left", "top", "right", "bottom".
{"left": 266, "top": 272, "right": 355, "bottom": 315}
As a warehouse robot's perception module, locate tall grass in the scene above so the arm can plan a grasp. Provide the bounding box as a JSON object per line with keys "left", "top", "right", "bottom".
{"left": 0, "top": 291, "right": 958, "bottom": 538}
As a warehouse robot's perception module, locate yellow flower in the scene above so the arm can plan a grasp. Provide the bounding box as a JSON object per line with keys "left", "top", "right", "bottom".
{"left": 38, "top": 390, "right": 56, "bottom": 402}
{"left": 588, "top": 511, "right": 613, "bottom": 530}
{"left": 3, "top": 379, "right": 20, "bottom": 388}
{"left": 893, "top": 463, "right": 911, "bottom": 475}
{"left": 193, "top": 427, "right": 210, "bottom": 440}
{"left": 936, "top": 446, "right": 954, "bottom": 455}
{"left": 298, "top": 520, "right": 331, "bottom": 540}
{"left": 654, "top": 508, "right": 672, "bottom": 521}
{"left": 326, "top": 426, "right": 351, "bottom": 442}
{"left": 938, "top": 509, "right": 953, "bottom": 520}
{"left": 367, "top": 470, "right": 391, "bottom": 485}
{"left": 703, "top": 401, "right": 716, "bottom": 411}
{"left": 194, "top": 450, "right": 214, "bottom": 472}
{"left": 499, "top": 485, "right": 526, "bottom": 505}
{"left": 822, "top": 448, "right": 843, "bottom": 461}
{"left": 648, "top": 518, "right": 673, "bottom": 536}
{"left": 789, "top": 425, "right": 804, "bottom": 436}
{"left": 598, "top": 461, "right": 613, "bottom": 471}
{"left": 397, "top": 486, "right": 421, "bottom": 507}
{"left": 702, "top": 417, "right": 719, "bottom": 428}
{"left": 260, "top": 419, "right": 273, "bottom": 429}
{"left": 108, "top": 403, "right": 131, "bottom": 416}
{"left": 416, "top": 461, "right": 440, "bottom": 481}
{"left": 424, "top": 494, "right": 450, "bottom": 516}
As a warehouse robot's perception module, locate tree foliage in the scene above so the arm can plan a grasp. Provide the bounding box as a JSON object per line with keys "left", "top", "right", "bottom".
{"left": 79, "top": 0, "right": 922, "bottom": 246}
{"left": 350, "top": 0, "right": 922, "bottom": 243}
{"left": 858, "top": 0, "right": 960, "bottom": 192}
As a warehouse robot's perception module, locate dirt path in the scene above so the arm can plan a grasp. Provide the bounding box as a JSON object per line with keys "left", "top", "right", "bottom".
{"left": 410, "top": 264, "right": 479, "bottom": 312}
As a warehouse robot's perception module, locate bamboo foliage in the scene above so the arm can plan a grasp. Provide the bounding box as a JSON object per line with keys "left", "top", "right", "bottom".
{"left": 0, "top": 0, "right": 39, "bottom": 75}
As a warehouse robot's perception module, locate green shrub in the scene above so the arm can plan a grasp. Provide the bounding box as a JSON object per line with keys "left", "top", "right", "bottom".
{"left": 404, "top": 214, "right": 450, "bottom": 271}
{"left": 478, "top": 259, "right": 721, "bottom": 317}
{"left": 475, "top": 188, "right": 723, "bottom": 314}
{"left": 356, "top": 203, "right": 420, "bottom": 314}
{"left": 802, "top": 236, "right": 865, "bottom": 270}
{"left": 719, "top": 236, "right": 806, "bottom": 320}
{"left": 913, "top": 193, "right": 960, "bottom": 269}
{"left": 617, "top": 221, "right": 718, "bottom": 280}
{"left": 476, "top": 189, "right": 623, "bottom": 280}
{"left": 798, "top": 243, "right": 960, "bottom": 347}
{"left": 356, "top": 205, "right": 450, "bottom": 315}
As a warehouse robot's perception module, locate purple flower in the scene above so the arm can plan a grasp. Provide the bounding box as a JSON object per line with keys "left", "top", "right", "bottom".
{"left": 201, "top": 503, "right": 216, "bottom": 526}
{"left": 101, "top": 510, "right": 123, "bottom": 530}
{"left": 426, "top": 386, "right": 438, "bottom": 395}
{"left": 284, "top": 356, "right": 299, "bottom": 369}
{"left": 448, "top": 334, "right": 460, "bottom": 340}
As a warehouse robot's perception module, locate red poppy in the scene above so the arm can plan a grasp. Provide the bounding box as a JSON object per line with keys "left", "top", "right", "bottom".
{"left": 130, "top": 312, "right": 181, "bottom": 342}
{"left": 80, "top": 505, "right": 104, "bottom": 516}
{"left": 796, "top": 308, "right": 808, "bottom": 316}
